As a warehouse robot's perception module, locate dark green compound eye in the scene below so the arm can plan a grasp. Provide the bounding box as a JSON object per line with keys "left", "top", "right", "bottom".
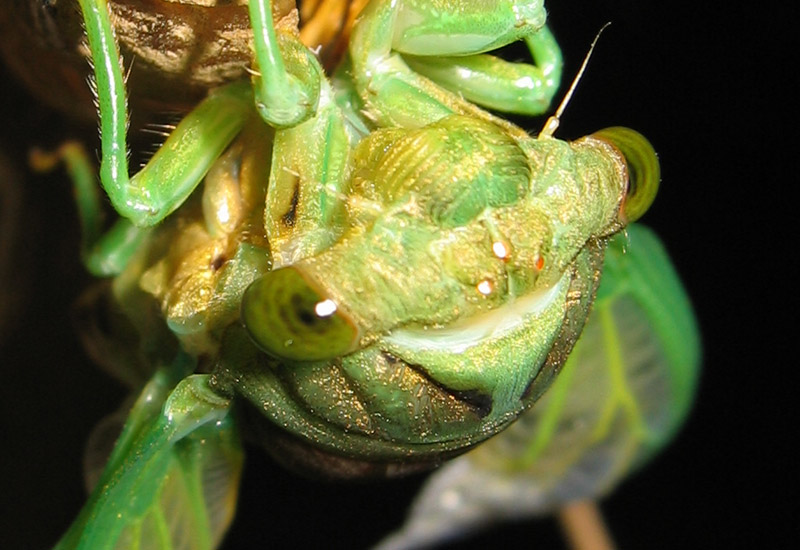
{"left": 242, "top": 267, "right": 359, "bottom": 361}
{"left": 592, "top": 127, "right": 660, "bottom": 222}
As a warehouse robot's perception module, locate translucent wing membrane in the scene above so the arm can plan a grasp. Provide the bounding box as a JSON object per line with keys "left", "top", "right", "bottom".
{"left": 55, "top": 373, "right": 242, "bottom": 550}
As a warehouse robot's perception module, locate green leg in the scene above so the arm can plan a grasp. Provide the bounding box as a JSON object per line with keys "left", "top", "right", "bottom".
{"left": 349, "top": 0, "right": 467, "bottom": 128}
{"left": 348, "top": 0, "right": 552, "bottom": 130}
{"left": 247, "top": 0, "right": 323, "bottom": 128}
{"left": 77, "top": 0, "right": 252, "bottom": 228}
{"left": 242, "top": 0, "right": 351, "bottom": 260}
{"left": 97, "top": 354, "right": 197, "bottom": 477}
{"left": 403, "top": 26, "right": 563, "bottom": 116}
{"left": 30, "top": 143, "right": 148, "bottom": 277}
{"left": 245, "top": 3, "right": 351, "bottom": 263}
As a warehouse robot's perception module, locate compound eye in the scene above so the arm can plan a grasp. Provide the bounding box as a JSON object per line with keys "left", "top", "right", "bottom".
{"left": 242, "top": 267, "right": 358, "bottom": 361}
{"left": 592, "top": 127, "right": 660, "bottom": 222}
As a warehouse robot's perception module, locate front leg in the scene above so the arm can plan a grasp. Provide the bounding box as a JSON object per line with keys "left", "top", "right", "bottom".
{"left": 264, "top": 80, "right": 352, "bottom": 266}
{"left": 247, "top": 2, "right": 354, "bottom": 264}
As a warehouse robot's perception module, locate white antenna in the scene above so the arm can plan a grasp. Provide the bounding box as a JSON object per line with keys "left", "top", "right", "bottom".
{"left": 538, "top": 22, "right": 612, "bottom": 139}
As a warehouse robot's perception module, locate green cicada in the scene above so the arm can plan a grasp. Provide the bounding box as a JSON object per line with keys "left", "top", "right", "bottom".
{"left": 3, "top": 0, "right": 697, "bottom": 548}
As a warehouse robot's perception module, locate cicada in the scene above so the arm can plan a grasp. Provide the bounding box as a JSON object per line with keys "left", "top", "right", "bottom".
{"left": 1, "top": 1, "right": 698, "bottom": 548}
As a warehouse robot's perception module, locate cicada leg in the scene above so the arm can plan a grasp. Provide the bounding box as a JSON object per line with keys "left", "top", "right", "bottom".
{"left": 30, "top": 142, "right": 148, "bottom": 276}
{"left": 262, "top": 84, "right": 353, "bottom": 265}
{"left": 76, "top": 0, "right": 252, "bottom": 228}
{"left": 349, "top": 0, "right": 561, "bottom": 128}
{"left": 247, "top": 0, "right": 323, "bottom": 128}
{"left": 245, "top": 0, "right": 354, "bottom": 263}
{"left": 404, "top": 26, "right": 562, "bottom": 116}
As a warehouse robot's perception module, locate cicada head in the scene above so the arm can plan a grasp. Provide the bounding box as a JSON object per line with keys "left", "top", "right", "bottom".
{"left": 213, "top": 113, "right": 645, "bottom": 479}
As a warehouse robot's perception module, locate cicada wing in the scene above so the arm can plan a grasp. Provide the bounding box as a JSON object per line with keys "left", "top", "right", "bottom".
{"left": 107, "top": 418, "right": 243, "bottom": 550}
{"left": 82, "top": 393, "right": 138, "bottom": 493}
{"left": 55, "top": 374, "right": 243, "bottom": 550}
{"left": 373, "top": 224, "right": 700, "bottom": 550}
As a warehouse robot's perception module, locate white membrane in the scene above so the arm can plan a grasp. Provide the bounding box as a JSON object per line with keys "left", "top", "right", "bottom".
{"left": 384, "top": 271, "right": 570, "bottom": 354}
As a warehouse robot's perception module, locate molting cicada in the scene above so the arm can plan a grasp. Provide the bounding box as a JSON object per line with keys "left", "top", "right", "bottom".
{"left": 0, "top": 1, "right": 698, "bottom": 548}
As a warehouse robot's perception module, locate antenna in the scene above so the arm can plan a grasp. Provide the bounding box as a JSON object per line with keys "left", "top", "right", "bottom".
{"left": 538, "top": 22, "right": 612, "bottom": 139}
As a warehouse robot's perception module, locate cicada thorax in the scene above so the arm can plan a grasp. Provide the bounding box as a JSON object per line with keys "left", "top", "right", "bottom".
{"left": 232, "top": 115, "right": 630, "bottom": 477}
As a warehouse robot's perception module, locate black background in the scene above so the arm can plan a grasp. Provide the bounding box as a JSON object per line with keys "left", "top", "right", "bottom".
{"left": 0, "top": 1, "right": 791, "bottom": 549}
